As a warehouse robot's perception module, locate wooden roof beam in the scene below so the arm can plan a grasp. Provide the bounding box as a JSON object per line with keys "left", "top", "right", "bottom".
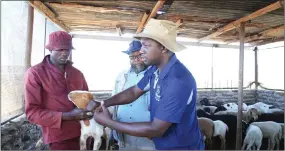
{"left": 48, "top": 2, "right": 137, "bottom": 14}
{"left": 135, "top": 0, "right": 166, "bottom": 33}
{"left": 255, "top": 37, "right": 284, "bottom": 46}
{"left": 28, "top": 1, "right": 70, "bottom": 32}
{"left": 227, "top": 25, "right": 284, "bottom": 44}
{"left": 136, "top": 12, "right": 150, "bottom": 34}
{"left": 199, "top": 0, "right": 284, "bottom": 42}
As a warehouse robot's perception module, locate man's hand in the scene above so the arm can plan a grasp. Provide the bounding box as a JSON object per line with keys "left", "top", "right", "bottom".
{"left": 62, "top": 108, "right": 93, "bottom": 121}
{"left": 93, "top": 103, "right": 112, "bottom": 126}
{"left": 86, "top": 100, "right": 100, "bottom": 111}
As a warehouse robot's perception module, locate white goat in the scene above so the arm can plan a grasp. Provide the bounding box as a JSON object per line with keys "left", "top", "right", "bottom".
{"left": 68, "top": 90, "right": 108, "bottom": 150}
{"left": 251, "top": 121, "right": 282, "bottom": 150}
{"left": 213, "top": 120, "right": 229, "bottom": 150}
{"left": 279, "top": 123, "right": 284, "bottom": 139}
{"left": 242, "top": 125, "right": 263, "bottom": 150}
{"left": 222, "top": 102, "right": 248, "bottom": 111}
{"left": 246, "top": 102, "right": 273, "bottom": 113}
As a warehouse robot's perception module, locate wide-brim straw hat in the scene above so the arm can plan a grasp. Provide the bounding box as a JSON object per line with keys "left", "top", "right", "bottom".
{"left": 133, "top": 18, "right": 187, "bottom": 52}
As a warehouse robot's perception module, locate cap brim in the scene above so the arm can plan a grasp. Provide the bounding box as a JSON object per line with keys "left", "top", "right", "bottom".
{"left": 45, "top": 44, "right": 75, "bottom": 51}
{"left": 122, "top": 51, "right": 129, "bottom": 54}
{"left": 133, "top": 33, "right": 187, "bottom": 52}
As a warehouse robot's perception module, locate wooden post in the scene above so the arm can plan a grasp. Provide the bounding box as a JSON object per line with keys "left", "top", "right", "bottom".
{"left": 25, "top": 3, "right": 34, "bottom": 70}
{"left": 211, "top": 46, "right": 214, "bottom": 90}
{"left": 254, "top": 47, "right": 258, "bottom": 102}
{"left": 283, "top": 1, "right": 285, "bottom": 149}
{"left": 43, "top": 18, "right": 47, "bottom": 57}
{"left": 236, "top": 22, "right": 245, "bottom": 150}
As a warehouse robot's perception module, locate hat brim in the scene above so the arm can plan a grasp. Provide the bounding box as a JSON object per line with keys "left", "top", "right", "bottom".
{"left": 133, "top": 33, "right": 187, "bottom": 52}
{"left": 45, "top": 44, "right": 75, "bottom": 51}
{"left": 122, "top": 50, "right": 130, "bottom": 54}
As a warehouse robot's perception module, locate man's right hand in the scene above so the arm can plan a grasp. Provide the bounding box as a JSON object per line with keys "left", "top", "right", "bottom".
{"left": 86, "top": 100, "right": 101, "bottom": 111}
{"left": 62, "top": 108, "right": 93, "bottom": 121}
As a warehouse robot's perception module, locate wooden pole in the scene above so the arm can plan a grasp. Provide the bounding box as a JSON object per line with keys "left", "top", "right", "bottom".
{"left": 25, "top": 3, "right": 34, "bottom": 70}
{"left": 236, "top": 22, "right": 245, "bottom": 150}
{"left": 254, "top": 47, "right": 258, "bottom": 102}
{"left": 136, "top": 0, "right": 165, "bottom": 33}
{"left": 283, "top": 1, "right": 285, "bottom": 149}
{"left": 136, "top": 12, "right": 150, "bottom": 34}
{"left": 211, "top": 46, "right": 214, "bottom": 90}
{"left": 28, "top": 1, "right": 70, "bottom": 32}
{"left": 43, "top": 18, "right": 47, "bottom": 57}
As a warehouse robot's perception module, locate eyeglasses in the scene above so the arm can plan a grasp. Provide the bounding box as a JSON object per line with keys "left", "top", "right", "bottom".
{"left": 129, "top": 54, "right": 143, "bottom": 60}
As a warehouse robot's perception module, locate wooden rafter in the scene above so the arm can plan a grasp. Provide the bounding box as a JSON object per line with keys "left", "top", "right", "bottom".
{"left": 199, "top": 0, "right": 284, "bottom": 42}
{"left": 48, "top": 2, "right": 137, "bottom": 14}
{"left": 28, "top": 1, "right": 70, "bottom": 32}
{"left": 255, "top": 37, "right": 284, "bottom": 46}
{"left": 135, "top": 0, "right": 166, "bottom": 33}
{"left": 136, "top": 12, "right": 150, "bottom": 34}
{"left": 227, "top": 25, "right": 284, "bottom": 44}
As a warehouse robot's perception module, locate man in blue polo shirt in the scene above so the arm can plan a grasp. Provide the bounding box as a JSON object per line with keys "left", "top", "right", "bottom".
{"left": 88, "top": 19, "right": 204, "bottom": 150}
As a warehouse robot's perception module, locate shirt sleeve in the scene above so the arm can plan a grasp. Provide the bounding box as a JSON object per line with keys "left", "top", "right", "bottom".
{"left": 154, "top": 79, "right": 194, "bottom": 123}
{"left": 137, "top": 68, "right": 153, "bottom": 92}
{"left": 24, "top": 68, "right": 62, "bottom": 129}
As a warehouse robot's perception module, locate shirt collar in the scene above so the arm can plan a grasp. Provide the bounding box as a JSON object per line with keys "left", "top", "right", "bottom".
{"left": 159, "top": 54, "right": 178, "bottom": 79}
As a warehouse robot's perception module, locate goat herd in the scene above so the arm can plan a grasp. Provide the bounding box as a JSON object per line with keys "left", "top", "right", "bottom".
{"left": 196, "top": 98, "right": 284, "bottom": 150}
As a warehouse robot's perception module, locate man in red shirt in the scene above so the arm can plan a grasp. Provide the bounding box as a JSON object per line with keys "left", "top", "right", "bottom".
{"left": 24, "top": 31, "right": 93, "bottom": 150}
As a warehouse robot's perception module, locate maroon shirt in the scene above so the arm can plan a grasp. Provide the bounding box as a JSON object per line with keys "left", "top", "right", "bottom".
{"left": 24, "top": 55, "right": 88, "bottom": 144}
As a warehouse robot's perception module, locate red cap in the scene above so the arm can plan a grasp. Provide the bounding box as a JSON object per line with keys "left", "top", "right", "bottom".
{"left": 45, "top": 31, "right": 74, "bottom": 51}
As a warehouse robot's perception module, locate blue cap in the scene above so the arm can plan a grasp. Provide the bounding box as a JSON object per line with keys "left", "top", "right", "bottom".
{"left": 122, "top": 40, "right": 142, "bottom": 55}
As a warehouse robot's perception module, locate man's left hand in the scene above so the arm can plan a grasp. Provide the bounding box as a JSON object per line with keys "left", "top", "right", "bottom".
{"left": 93, "top": 103, "right": 112, "bottom": 126}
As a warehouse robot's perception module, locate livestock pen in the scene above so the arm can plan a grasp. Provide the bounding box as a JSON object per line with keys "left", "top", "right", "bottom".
{"left": 1, "top": 0, "right": 284, "bottom": 150}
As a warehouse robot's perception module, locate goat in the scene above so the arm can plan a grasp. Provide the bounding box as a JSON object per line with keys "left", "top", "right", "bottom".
{"left": 200, "top": 98, "right": 224, "bottom": 107}
{"left": 242, "top": 124, "right": 263, "bottom": 150}
{"left": 251, "top": 121, "right": 282, "bottom": 150}
{"left": 213, "top": 120, "right": 228, "bottom": 150}
{"left": 198, "top": 117, "right": 229, "bottom": 150}
{"left": 246, "top": 102, "right": 273, "bottom": 113}
{"left": 279, "top": 123, "right": 284, "bottom": 139}
{"left": 197, "top": 109, "right": 248, "bottom": 150}
{"left": 214, "top": 108, "right": 259, "bottom": 123}
{"left": 222, "top": 102, "right": 248, "bottom": 112}
{"left": 68, "top": 90, "right": 109, "bottom": 150}
{"left": 201, "top": 106, "right": 217, "bottom": 114}
{"left": 253, "top": 112, "right": 284, "bottom": 123}
{"left": 198, "top": 117, "right": 214, "bottom": 149}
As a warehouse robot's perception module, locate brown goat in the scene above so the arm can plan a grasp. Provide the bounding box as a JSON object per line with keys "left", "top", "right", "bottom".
{"left": 198, "top": 117, "right": 214, "bottom": 149}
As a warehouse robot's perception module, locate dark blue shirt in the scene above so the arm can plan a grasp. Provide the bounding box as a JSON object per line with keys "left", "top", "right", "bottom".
{"left": 137, "top": 54, "right": 204, "bottom": 150}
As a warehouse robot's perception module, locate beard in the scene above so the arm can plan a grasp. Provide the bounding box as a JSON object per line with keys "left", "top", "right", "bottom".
{"left": 131, "top": 63, "right": 148, "bottom": 74}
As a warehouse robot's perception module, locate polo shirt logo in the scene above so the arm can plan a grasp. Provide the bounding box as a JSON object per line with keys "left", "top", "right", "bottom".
{"left": 155, "top": 85, "right": 161, "bottom": 101}
{"left": 186, "top": 90, "right": 194, "bottom": 105}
